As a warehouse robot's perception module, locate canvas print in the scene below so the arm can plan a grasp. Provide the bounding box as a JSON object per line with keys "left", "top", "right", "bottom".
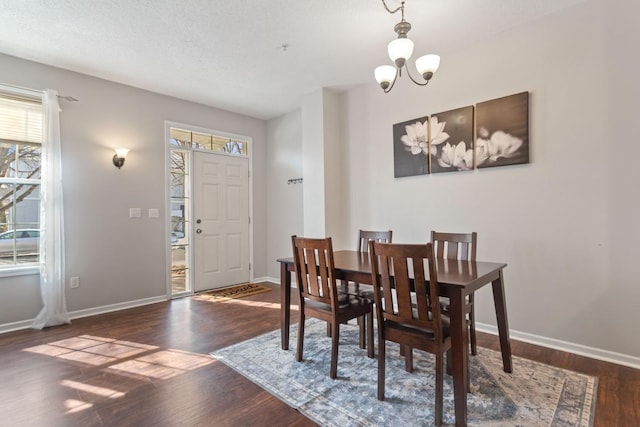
{"left": 428, "top": 106, "right": 474, "bottom": 173}
{"left": 393, "top": 115, "right": 429, "bottom": 178}
{"left": 475, "top": 92, "right": 529, "bottom": 169}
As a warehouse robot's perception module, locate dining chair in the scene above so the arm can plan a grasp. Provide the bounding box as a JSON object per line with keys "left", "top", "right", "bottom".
{"left": 369, "top": 241, "right": 451, "bottom": 426}
{"left": 357, "top": 229, "right": 393, "bottom": 253}
{"left": 347, "top": 230, "right": 393, "bottom": 347}
{"left": 347, "top": 229, "right": 393, "bottom": 295}
{"left": 431, "top": 230, "right": 478, "bottom": 356}
{"left": 291, "top": 235, "right": 374, "bottom": 379}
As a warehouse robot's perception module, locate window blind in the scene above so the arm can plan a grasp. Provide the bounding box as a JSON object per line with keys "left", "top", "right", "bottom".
{"left": 0, "top": 94, "right": 43, "bottom": 144}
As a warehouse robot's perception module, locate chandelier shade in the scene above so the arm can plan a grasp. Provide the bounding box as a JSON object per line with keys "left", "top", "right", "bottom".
{"left": 375, "top": 0, "right": 440, "bottom": 93}
{"left": 374, "top": 65, "right": 397, "bottom": 87}
{"left": 415, "top": 54, "right": 440, "bottom": 79}
{"left": 388, "top": 38, "right": 414, "bottom": 67}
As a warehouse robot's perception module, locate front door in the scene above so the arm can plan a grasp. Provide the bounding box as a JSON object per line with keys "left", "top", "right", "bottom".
{"left": 193, "top": 151, "right": 249, "bottom": 291}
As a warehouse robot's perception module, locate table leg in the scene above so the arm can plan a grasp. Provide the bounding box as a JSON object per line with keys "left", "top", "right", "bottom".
{"left": 448, "top": 289, "right": 468, "bottom": 427}
{"left": 280, "top": 262, "right": 292, "bottom": 350}
{"left": 492, "top": 269, "right": 513, "bottom": 373}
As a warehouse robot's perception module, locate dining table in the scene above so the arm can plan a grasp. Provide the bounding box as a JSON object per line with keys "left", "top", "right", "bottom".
{"left": 277, "top": 250, "right": 513, "bottom": 427}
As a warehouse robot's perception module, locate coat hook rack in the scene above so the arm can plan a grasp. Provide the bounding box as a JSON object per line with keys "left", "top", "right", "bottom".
{"left": 287, "top": 178, "right": 303, "bottom": 185}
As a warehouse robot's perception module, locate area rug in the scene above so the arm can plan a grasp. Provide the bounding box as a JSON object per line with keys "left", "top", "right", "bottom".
{"left": 193, "top": 283, "right": 271, "bottom": 302}
{"left": 211, "top": 320, "right": 597, "bottom": 426}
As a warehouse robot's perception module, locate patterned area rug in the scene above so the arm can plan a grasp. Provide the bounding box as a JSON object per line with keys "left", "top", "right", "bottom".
{"left": 193, "top": 283, "right": 271, "bottom": 302}
{"left": 211, "top": 320, "right": 597, "bottom": 426}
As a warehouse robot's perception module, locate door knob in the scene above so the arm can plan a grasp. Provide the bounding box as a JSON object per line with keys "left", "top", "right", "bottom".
{"left": 196, "top": 229, "right": 202, "bottom": 234}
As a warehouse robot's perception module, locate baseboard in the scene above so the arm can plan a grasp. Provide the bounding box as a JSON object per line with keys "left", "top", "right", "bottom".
{"left": 0, "top": 319, "right": 34, "bottom": 334}
{"left": 67, "top": 295, "right": 168, "bottom": 321}
{"left": 476, "top": 322, "right": 640, "bottom": 370}
{"left": 251, "top": 276, "right": 272, "bottom": 284}
{"left": 266, "top": 275, "right": 639, "bottom": 369}
{"left": 0, "top": 295, "right": 168, "bottom": 335}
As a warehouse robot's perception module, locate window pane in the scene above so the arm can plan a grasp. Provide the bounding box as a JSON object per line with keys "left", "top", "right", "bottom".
{"left": 170, "top": 150, "right": 188, "bottom": 198}
{"left": 192, "top": 132, "right": 211, "bottom": 150}
{"left": 222, "top": 141, "right": 245, "bottom": 155}
{"left": 15, "top": 144, "right": 41, "bottom": 179}
{"left": 0, "top": 184, "right": 15, "bottom": 228}
{"left": 171, "top": 246, "right": 187, "bottom": 293}
{"left": 14, "top": 184, "right": 40, "bottom": 227}
{"left": 170, "top": 128, "right": 192, "bottom": 148}
{"left": 0, "top": 141, "right": 18, "bottom": 178}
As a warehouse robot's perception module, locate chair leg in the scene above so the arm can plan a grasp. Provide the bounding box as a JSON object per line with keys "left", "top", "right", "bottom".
{"left": 377, "top": 332, "right": 386, "bottom": 400}
{"left": 367, "top": 313, "right": 374, "bottom": 358}
{"left": 330, "top": 320, "right": 339, "bottom": 379}
{"left": 296, "top": 312, "right": 305, "bottom": 362}
{"left": 404, "top": 346, "right": 414, "bottom": 373}
{"left": 469, "top": 294, "right": 477, "bottom": 356}
{"left": 435, "top": 351, "right": 444, "bottom": 426}
{"left": 326, "top": 321, "right": 331, "bottom": 337}
{"left": 358, "top": 315, "right": 366, "bottom": 349}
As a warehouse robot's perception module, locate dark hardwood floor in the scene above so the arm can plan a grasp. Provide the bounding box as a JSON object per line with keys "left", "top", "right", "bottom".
{"left": 0, "top": 282, "right": 638, "bottom": 426}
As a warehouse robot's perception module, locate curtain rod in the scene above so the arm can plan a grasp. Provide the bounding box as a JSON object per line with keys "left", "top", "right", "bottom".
{"left": 0, "top": 82, "right": 78, "bottom": 102}
{"left": 57, "top": 95, "right": 78, "bottom": 102}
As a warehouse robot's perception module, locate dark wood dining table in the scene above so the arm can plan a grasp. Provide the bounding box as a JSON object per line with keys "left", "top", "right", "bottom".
{"left": 277, "top": 250, "right": 513, "bottom": 427}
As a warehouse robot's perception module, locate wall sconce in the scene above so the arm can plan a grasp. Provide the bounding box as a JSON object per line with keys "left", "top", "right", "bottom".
{"left": 112, "top": 148, "right": 129, "bottom": 169}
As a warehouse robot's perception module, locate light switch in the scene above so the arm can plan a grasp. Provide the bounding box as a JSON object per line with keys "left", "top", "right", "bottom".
{"left": 129, "top": 208, "right": 141, "bottom": 218}
{"left": 148, "top": 208, "right": 160, "bottom": 218}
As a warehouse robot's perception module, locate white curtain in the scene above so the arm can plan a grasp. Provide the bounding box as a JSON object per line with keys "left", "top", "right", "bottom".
{"left": 32, "top": 89, "right": 69, "bottom": 329}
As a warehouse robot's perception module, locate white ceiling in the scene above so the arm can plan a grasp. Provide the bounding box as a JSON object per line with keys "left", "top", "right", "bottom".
{"left": 0, "top": 0, "right": 586, "bottom": 120}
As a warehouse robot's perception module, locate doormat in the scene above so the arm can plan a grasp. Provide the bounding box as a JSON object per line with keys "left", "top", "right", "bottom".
{"left": 193, "top": 283, "right": 271, "bottom": 302}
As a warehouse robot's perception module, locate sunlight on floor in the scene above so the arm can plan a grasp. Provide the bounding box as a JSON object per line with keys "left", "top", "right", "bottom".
{"left": 23, "top": 334, "right": 216, "bottom": 414}
{"left": 61, "top": 379, "right": 125, "bottom": 399}
{"left": 107, "top": 349, "right": 214, "bottom": 380}
{"left": 217, "top": 298, "right": 298, "bottom": 310}
{"left": 64, "top": 399, "right": 93, "bottom": 414}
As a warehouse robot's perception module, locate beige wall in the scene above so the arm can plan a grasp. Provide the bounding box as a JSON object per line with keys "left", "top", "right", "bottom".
{"left": 266, "top": 0, "right": 640, "bottom": 363}
{"left": 266, "top": 109, "right": 304, "bottom": 276}
{"left": 0, "top": 53, "right": 267, "bottom": 326}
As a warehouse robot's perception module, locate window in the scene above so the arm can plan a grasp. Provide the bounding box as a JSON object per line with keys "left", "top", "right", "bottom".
{"left": 169, "top": 127, "right": 248, "bottom": 155}
{"left": 0, "top": 89, "right": 42, "bottom": 268}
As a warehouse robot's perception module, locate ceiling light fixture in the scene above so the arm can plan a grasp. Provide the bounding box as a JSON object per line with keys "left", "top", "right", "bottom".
{"left": 374, "top": 0, "right": 440, "bottom": 93}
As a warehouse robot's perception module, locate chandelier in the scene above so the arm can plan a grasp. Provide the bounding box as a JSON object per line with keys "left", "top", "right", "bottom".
{"left": 374, "top": 0, "right": 440, "bottom": 93}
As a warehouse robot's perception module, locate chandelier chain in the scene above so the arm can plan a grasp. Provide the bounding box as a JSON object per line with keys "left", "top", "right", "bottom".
{"left": 381, "top": 0, "right": 405, "bottom": 21}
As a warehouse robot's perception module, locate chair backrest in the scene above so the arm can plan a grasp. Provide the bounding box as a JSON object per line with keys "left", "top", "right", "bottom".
{"left": 369, "top": 241, "right": 445, "bottom": 339}
{"left": 357, "top": 229, "right": 393, "bottom": 253}
{"left": 291, "top": 235, "right": 338, "bottom": 308}
{"left": 430, "top": 231, "right": 477, "bottom": 261}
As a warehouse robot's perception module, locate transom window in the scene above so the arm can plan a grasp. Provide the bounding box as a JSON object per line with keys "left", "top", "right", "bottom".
{"left": 169, "top": 128, "right": 248, "bottom": 155}
{"left": 0, "top": 90, "right": 42, "bottom": 268}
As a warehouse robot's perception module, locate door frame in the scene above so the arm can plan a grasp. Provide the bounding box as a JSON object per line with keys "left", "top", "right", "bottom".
{"left": 164, "top": 120, "right": 254, "bottom": 298}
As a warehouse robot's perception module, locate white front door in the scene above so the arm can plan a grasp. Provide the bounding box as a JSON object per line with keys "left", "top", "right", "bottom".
{"left": 193, "top": 151, "right": 249, "bottom": 291}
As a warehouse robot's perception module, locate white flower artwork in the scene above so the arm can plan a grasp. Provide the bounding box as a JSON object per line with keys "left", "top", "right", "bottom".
{"left": 393, "top": 115, "right": 429, "bottom": 177}
{"left": 391, "top": 92, "right": 529, "bottom": 178}
{"left": 400, "top": 120, "right": 429, "bottom": 155}
{"left": 475, "top": 92, "right": 529, "bottom": 168}
{"left": 429, "top": 106, "right": 474, "bottom": 174}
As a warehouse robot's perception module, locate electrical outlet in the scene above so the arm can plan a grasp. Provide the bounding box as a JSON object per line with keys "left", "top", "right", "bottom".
{"left": 70, "top": 276, "right": 80, "bottom": 288}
